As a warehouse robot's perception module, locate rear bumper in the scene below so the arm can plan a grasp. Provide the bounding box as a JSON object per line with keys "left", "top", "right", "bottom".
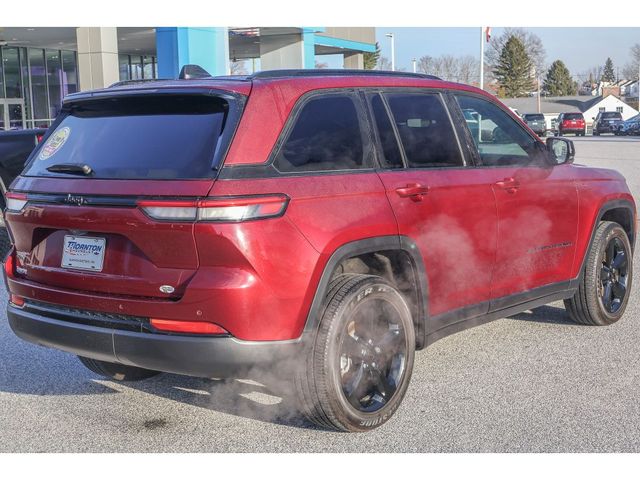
{"left": 8, "top": 303, "right": 303, "bottom": 378}
{"left": 596, "top": 124, "right": 619, "bottom": 133}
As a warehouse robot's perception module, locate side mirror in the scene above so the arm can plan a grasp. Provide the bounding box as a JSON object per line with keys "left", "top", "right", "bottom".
{"left": 546, "top": 137, "right": 575, "bottom": 165}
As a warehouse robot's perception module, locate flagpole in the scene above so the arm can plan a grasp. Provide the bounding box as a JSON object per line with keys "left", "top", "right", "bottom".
{"left": 480, "top": 27, "right": 484, "bottom": 91}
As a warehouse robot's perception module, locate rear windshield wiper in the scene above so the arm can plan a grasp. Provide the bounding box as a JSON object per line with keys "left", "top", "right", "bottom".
{"left": 46, "top": 163, "right": 94, "bottom": 176}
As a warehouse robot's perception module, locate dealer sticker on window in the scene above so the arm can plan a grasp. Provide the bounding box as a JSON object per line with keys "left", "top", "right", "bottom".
{"left": 38, "top": 126, "right": 71, "bottom": 160}
{"left": 61, "top": 235, "right": 106, "bottom": 272}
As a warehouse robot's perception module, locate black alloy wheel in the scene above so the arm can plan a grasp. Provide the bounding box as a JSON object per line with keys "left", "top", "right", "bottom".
{"left": 599, "top": 237, "right": 630, "bottom": 314}
{"left": 338, "top": 297, "right": 407, "bottom": 413}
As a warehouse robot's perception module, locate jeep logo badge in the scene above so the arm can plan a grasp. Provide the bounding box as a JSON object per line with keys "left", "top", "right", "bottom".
{"left": 65, "top": 194, "right": 86, "bottom": 206}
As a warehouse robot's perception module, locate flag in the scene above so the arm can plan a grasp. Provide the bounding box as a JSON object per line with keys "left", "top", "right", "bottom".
{"left": 485, "top": 27, "right": 492, "bottom": 43}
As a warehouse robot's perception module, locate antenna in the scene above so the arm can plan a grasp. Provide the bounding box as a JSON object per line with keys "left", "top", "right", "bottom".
{"left": 178, "top": 64, "right": 212, "bottom": 80}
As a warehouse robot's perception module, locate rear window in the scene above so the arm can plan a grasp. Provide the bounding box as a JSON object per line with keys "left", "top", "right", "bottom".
{"left": 564, "top": 113, "right": 584, "bottom": 120}
{"left": 523, "top": 114, "right": 545, "bottom": 121}
{"left": 601, "top": 112, "right": 622, "bottom": 119}
{"left": 24, "top": 94, "right": 234, "bottom": 179}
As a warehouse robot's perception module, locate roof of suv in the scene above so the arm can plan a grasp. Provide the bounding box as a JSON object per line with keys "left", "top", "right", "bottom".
{"left": 63, "top": 69, "right": 482, "bottom": 104}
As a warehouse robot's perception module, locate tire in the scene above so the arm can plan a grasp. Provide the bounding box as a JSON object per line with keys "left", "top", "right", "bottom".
{"left": 78, "top": 356, "right": 160, "bottom": 381}
{"left": 0, "top": 226, "right": 12, "bottom": 261}
{"left": 295, "top": 274, "right": 415, "bottom": 432}
{"left": 593, "top": 129, "right": 599, "bottom": 136}
{"left": 564, "top": 221, "right": 633, "bottom": 326}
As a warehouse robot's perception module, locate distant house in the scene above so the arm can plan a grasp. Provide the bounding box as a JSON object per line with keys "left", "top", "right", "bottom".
{"left": 624, "top": 80, "right": 638, "bottom": 102}
{"left": 502, "top": 94, "right": 639, "bottom": 130}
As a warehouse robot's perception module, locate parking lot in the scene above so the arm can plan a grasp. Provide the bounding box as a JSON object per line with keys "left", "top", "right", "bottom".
{"left": 1, "top": 135, "right": 639, "bottom": 453}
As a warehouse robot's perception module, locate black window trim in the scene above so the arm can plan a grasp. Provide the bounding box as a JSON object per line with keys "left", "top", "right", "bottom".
{"left": 360, "top": 87, "right": 472, "bottom": 172}
{"left": 361, "top": 90, "right": 406, "bottom": 170}
{"left": 450, "top": 91, "right": 550, "bottom": 170}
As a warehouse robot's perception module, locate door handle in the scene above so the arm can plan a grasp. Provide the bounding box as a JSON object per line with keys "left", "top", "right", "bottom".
{"left": 495, "top": 177, "right": 520, "bottom": 193}
{"left": 395, "top": 183, "right": 430, "bottom": 202}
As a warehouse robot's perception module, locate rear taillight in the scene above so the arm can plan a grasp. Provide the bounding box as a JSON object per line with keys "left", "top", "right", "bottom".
{"left": 138, "top": 195, "right": 289, "bottom": 222}
{"left": 5, "top": 192, "right": 28, "bottom": 213}
{"left": 9, "top": 294, "right": 24, "bottom": 307}
{"left": 4, "top": 249, "right": 15, "bottom": 278}
{"left": 150, "top": 318, "right": 228, "bottom": 335}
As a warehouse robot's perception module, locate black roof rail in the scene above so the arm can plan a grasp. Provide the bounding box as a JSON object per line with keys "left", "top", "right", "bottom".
{"left": 249, "top": 69, "right": 442, "bottom": 81}
{"left": 109, "top": 78, "right": 169, "bottom": 88}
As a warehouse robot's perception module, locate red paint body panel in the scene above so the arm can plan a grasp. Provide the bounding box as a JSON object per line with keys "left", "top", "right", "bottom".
{"left": 490, "top": 165, "right": 579, "bottom": 298}
{"left": 377, "top": 168, "right": 497, "bottom": 316}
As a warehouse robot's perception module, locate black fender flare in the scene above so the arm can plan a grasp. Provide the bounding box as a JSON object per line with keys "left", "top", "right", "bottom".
{"left": 302, "top": 235, "right": 430, "bottom": 349}
{"left": 570, "top": 198, "right": 636, "bottom": 290}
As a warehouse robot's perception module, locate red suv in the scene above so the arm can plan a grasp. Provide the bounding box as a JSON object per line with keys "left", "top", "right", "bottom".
{"left": 556, "top": 112, "right": 586, "bottom": 136}
{"left": 3, "top": 69, "right": 636, "bottom": 432}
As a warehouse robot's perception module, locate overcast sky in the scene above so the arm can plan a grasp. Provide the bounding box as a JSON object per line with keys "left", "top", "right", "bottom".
{"left": 369, "top": 27, "right": 640, "bottom": 80}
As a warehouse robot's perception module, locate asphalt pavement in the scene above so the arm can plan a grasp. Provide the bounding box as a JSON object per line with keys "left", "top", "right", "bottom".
{"left": 1, "top": 134, "right": 639, "bottom": 452}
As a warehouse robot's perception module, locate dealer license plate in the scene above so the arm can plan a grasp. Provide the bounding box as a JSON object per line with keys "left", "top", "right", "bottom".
{"left": 61, "top": 235, "right": 106, "bottom": 271}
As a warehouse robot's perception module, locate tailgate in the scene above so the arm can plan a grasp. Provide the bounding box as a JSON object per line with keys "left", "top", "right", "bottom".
{"left": 4, "top": 90, "right": 244, "bottom": 300}
{"left": 5, "top": 179, "right": 213, "bottom": 299}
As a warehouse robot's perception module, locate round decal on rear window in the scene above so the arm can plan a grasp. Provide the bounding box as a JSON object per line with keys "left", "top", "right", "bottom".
{"left": 38, "top": 126, "right": 71, "bottom": 161}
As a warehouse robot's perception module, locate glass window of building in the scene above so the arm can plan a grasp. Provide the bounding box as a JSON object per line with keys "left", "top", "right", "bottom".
{"left": 46, "top": 50, "right": 63, "bottom": 119}
{"left": 0, "top": 49, "right": 5, "bottom": 97}
{"left": 28, "top": 48, "right": 49, "bottom": 126}
{"left": 119, "top": 54, "right": 131, "bottom": 81}
{"left": 143, "top": 56, "right": 154, "bottom": 79}
{"left": 3, "top": 47, "right": 23, "bottom": 99}
{"left": 61, "top": 50, "right": 78, "bottom": 96}
{"left": 130, "top": 56, "right": 143, "bottom": 80}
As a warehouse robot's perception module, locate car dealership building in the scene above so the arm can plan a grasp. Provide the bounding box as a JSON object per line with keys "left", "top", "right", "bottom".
{"left": 0, "top": 27, "right": 376, "bottom": 130}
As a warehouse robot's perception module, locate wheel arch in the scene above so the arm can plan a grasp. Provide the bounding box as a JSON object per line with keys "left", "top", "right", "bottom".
{"left": 302, "top": 235, "right": 429, "bottom": 350}
{"left": 571, "top": 198, "right": 636, "bottom": 289}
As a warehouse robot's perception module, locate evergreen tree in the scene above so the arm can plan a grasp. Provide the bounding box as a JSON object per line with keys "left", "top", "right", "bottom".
{"left": 602, "top": 57, "right": 616, "bottom": 82}
{"left": 494, "top": 36, "right": 534, "bottom": 97}
{"left": 363, "top": 42, "right": 381, "bottom": 70}
{"left": 543, "top": 60, "right": 577, "bottom": 96}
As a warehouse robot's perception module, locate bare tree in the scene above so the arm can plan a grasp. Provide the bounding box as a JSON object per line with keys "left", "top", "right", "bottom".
{"left": 229, "top": 60, "right": 248, "bottom": 75}
{"left": 417, "top": 55, "right": 435, "bottom": 75}
{"left": 622, "top": 43, "right": 640, "bottom": 80}
{"left": 377, "top": 56, "right": 392, "bottom": 71}
{"left": 416, "top": 54, "right": 479, "bottom": 84}
{"left": 486, "top": 28, "right": 546, "bottom": 80}
{"left": 456, "top": 55, "right": 480, "bottom": 84}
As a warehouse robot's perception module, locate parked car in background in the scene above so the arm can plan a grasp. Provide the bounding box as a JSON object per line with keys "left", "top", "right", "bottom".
{"left": 3, "top": 69, "right": 636, "bottom": 432}
{"left": 555, "top": 112, "right": 586, "bottom": 136}
{"left": 521, "top": 113, "right": 547, "bottom": 136}
{"left": 0, "top": 128, "right": 47, "bottom": 257}
{"left": 617, "top": 114, "right": 640, "bottom": 136}
{"left": 593, "top": 111, "right": 623, "bottom": 136}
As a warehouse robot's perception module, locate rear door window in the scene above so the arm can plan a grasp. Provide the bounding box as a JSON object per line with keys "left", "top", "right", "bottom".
{"left": 384, "top": 93, "right": 463, "bottom": 168}
{"left": 24, "top": 94, "right": 235, "bottom": 180}
{"left": 274, "top": 93, "right": 370, "bottom": 172}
